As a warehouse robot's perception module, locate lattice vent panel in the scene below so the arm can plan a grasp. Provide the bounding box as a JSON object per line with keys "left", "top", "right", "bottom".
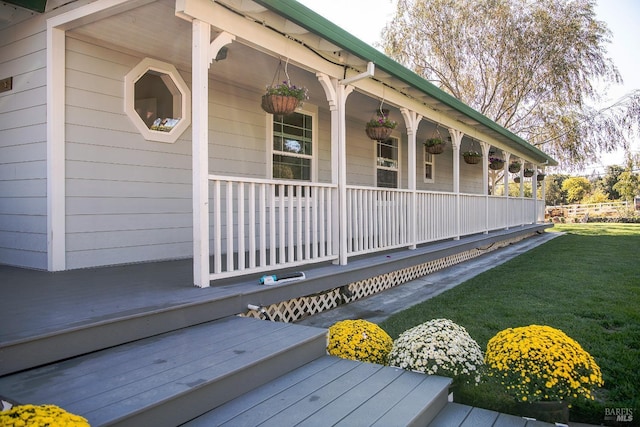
{"left": 241, "top": 233, "right": 532, "bottom": 323}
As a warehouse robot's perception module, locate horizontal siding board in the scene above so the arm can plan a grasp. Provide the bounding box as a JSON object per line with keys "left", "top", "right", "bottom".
{"left": 67, "top": 179, "right": 190, "bottom": 198}
{"left": 0, "top": 230, "right": 47, "bottom": 251}
{"left": 66, "top": 86, "right": 123, "bottom": 115}
{"left": 65, "top": 213, "right": 191, "bottom": 233}
{"left": 0, "top": 142, "right": 46, "bottom": 164}
{"left": 0, "top": 178, "right": 46, "bottom": 197}
{"left": 66, "top": 242, "right": 193, "bottom": 269}
{"left": 0, "top": 213, "right": 46, "bottom": 233}
{"left": 0, "top": 104, "right": 46, "bottom": 129}
{"left": 66, "top": 142, "right": 191, "bottom": 170}
{"left": 0, "top": 49, "right": 45, "bottom": 78}
{"left": 66, "top": 197, "right": 191, "bottom": 215}
{"left": 66, "top": 123, "right": 188, "bottom": 155}
{"left": 0, "top": 123, "right": 46, "bottom": 147}
{"left": 0, "top": 247, "right": 46, "bottom": 269}
{"left": 0, "top": 160, "right": 47, "bottom": 179}
{"left": 0, "top": 197, "right": 46, "bottom": 215}
{"left": 0, "top": 85, "right": 46, "bottom": 114}
{"left": 66, "top": 160, "right": 191, "bottom": 184}
{"left": 67, "top": 228, "right": 191, "bottom": 251}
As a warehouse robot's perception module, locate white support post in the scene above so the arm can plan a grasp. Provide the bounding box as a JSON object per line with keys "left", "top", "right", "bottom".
{"left": 533, "top": 168, "right": 538, "bottom": 224}
{"left": 192, "top": 19, "right": 211, "bottom": 287}
{"left": 400, "top": 108, "right": 422, "bottom": 250}
{"left": 540, "top": 166, "right": 546, "bottom": 222}
{"left": 317, "top": 73, "right": 353, "bottom": 265}
{"left": 504, "top": 153, "right": 511, "bottom": 230}
{"left": 481, "top": 142, "right": 490, "bottom": 234}
{"left": 449, "top": 129, "right": 463, "bottom": 240}
{"left": 47, "top": 24, "right": 66, "bottom": 271}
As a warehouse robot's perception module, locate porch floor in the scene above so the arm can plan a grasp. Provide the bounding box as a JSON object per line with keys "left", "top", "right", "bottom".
{"left": 0, "top": 224, "right": 549, "bottom": 354}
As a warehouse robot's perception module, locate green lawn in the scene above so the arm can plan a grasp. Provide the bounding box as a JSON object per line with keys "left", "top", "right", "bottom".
{"left": 379, "top": 223, "right": 640, "bottom": 425}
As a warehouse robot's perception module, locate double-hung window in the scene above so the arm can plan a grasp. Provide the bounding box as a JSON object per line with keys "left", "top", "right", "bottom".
{"left": 376, "top": 137, "right": 399, "bottom": 188}
{"left": 272, "top": 112, "right": 313, "bottom": 181}
{"left": 424, "top": 146, "right": 435, "bottom": 183}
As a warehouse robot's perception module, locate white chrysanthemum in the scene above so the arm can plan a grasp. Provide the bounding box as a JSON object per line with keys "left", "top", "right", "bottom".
{"left": 389, "top": 319, "right": 484, "bottom": 384}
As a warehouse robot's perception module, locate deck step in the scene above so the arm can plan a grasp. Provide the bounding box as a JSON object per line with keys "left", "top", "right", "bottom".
{"left": 428, "top": 402, "right": 555, "bottom": 427}
{"left": 185, "top": 355, "right": 452, "bottom": 427}
{"left": 0, "top": 316, "right": 327, "bottom": 427}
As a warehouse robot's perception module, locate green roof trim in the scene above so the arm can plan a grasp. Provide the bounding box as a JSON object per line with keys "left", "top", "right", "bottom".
{"left": 253, "top": 0, "right": 557, "bottom": 166}
{"left": 5, "top": 0, "right": 47, "bottom": 13}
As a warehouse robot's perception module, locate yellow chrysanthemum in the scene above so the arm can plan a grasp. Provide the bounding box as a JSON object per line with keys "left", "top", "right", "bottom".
{"left": 327, "top": 319, "right": 393, "bottom": 365}
{"left": 0, "top": 404, "right": 90, "bottom": 427}
{"left": 485, "top": 325, "right": 603, "bottom": 402}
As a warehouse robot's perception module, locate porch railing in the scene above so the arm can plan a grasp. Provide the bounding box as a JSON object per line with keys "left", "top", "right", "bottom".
{"left": 208, "top": 175, "right": 338, "bottom": 279}
{"left": 206, "top": 176, "right": 544, "bottom": 280}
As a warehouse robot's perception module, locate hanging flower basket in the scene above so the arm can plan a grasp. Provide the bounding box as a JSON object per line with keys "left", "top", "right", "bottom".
{"left": 366, "top": 126, "right": 393, "bottom": 141}
{"left": 365, "top": 110, "right": 397, "bottom": 141}
{"left": 424, "top": 138, "right": 446, "bottom": 154}
{"left": 508, "top": 161, "right": 522, "bottom": 173}
{"left": 261, "top": 94, "right": 300, "bottom": 115}
{"left": 524, "top": 168, "right": 535, "bottom": 177}
{"left": 462, "top": 151, "right": 482, "bottom": 164}
{"left": 537, "top": 172, "right": 546, "bottom": 181}
{"left": 489, "top": 157, "right": 505, "bottom": 170}
{"left": 514, "top": 176, "right": 521, "bottom": 183}
{"left": 261, "top": 59, "right": 308, "bottom": 116}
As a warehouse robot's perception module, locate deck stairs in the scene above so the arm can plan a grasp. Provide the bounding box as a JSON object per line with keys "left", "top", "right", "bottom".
{"left": 0, "top": 314, "right": 455, "bottom": 426}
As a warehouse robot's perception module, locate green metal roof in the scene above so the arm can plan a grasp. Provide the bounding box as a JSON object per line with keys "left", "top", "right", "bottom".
{"left": 4, "top": 0, "right": 47, "bottom": 13}
{"left": 253, "top": 0, "right": 557, "bottom": 166}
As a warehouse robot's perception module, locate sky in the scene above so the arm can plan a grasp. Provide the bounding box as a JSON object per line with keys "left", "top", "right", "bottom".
{"left": 297, "top": 0, "right": 640, "bottom": 175}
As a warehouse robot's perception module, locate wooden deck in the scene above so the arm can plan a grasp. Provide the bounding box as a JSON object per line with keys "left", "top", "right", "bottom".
{"left": 0, "top": 224, "right": 549, "bottom": 376}
{"left": 0, "top": 225, "right": 560, "bottom": 426}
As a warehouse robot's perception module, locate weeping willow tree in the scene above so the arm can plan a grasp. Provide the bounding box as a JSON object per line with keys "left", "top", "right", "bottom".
{"left": 381, "top": 0, "right": 640, "bottom": 168}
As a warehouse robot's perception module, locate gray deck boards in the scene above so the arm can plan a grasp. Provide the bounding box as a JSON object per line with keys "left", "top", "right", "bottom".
{"left": 0, "top": 316, "right": 327, "bottom": 426}
{"left": 428, "top": 403, "right": 556, "bottom": 427}
{"left": 185, "top": 356, "right": 452, "bottom": 427}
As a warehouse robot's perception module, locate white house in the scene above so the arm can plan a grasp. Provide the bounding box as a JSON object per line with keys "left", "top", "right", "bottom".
{"left": 0, "top": 0, "right": 556, "bottom": 287}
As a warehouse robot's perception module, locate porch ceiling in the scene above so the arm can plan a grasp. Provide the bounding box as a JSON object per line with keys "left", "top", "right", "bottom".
{"left": 67, "top": 0, "right": 555, "bottom": 165}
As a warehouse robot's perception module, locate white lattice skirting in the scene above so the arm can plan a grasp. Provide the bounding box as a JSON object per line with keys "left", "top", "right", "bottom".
{"left": 242, "top": 233, "right": 533, "bottom": 323}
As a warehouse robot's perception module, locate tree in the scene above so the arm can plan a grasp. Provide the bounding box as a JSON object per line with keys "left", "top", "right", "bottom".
{"left": 381, "top": 0, "right": 640, "bottom": 167}
{"left": 613, "top": 156, "right": 640, "bottom": 202}
{"left": 594, "top": 165, "right": 624, "bottom": 200}
{"left": 545, "top": 174, "right": 569, "bottom": 205}
{"left": 561, "top": 176, "right": 591, "bottom": 203}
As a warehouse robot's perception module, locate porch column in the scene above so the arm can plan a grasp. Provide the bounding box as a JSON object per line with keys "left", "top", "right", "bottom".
{"left": 317, "top": 74, "right": 353, "bottom": 265}
{"left": 481, "top": 142, "right": 490, "bottom": 234}
{"left": 449, "top": 129, "right": 463, "bottom": 240}
{"left": 540, "top": 167, "right": 546, "bottom": 223}
{"left": 400, "top": 108, "right": 422, "bottom": 250}
{"left": 519, "top": 166, "right": 525, "bottom": 224}
{"left": 533, "top": 167, "right": 539, "bottom": 224}
{"left": 192, "top": 19, "right": 212, "bottom": 287}
{"left": 504, "top": 153, "right": 511, "bottom": 230}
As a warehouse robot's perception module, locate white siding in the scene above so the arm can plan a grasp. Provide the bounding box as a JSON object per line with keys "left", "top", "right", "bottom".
{"left": 64, "top": 36, "right": 195, "bottom": 269}
{"left": 0, "top": 15, "right": 48, "bottom": 269}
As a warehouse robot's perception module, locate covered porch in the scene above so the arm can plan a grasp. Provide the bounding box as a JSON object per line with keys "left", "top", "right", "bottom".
{"left": 42, "top": 0, "right": 555, "bottom": 287}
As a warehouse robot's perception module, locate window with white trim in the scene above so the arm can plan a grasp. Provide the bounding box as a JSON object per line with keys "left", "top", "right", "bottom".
{"left": 124, "top": 58, "right": 191, "bottom": 143}
{"left": 272, "top": 111, "right": 313, "bottom": 181}
{"left": 424, "top": 146, "right": 435, "bottom": 183}
{"left": 376, "top": 137, "right": 399, "bottom": 188}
